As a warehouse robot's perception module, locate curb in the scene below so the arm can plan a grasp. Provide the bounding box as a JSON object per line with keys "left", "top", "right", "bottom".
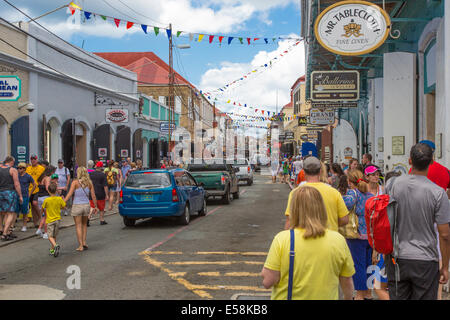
{"left": 0, "top": 211, "right": 118, "bottom": 248}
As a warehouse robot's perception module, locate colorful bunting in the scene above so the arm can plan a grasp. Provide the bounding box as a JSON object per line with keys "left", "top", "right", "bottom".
{"left": 177, "top": 31, "right": 182, "bottom": 37}
{"left": 198, "top": 34, "right": 204, "bottom": 42}
{"left": 126, "top": 21, "right": 134, "bottom": 29}
{"left": 141, "top": 24, "right": 148, "bottom": 34}
{"left": 166, "top": 29, "right": 172, "bottom": 39}
{"left": 209, "top": 35, "right": 214, "bottom": 43}
{"left": 84, "top": 11, "right": 92, "bottom": 20}
{"left": 114, "top": 18, "right": 120, "bottom": 27}
{"left": 154, "top": 27, "right": 159, "bottom": 36}
{"left": 228, "top": 37, "right": 234, "bottom": 45}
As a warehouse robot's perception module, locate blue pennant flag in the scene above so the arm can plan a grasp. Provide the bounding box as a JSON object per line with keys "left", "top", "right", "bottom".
{"left": 141, "top": 25, "right": 148, "bottom": 34}
{"left": 84, "top": 12, "right": 92, "bottom": 20}
{"left": 228, "top": 37, "right": 234, "bottom": 45}
{"left": 166, "top": 29, "right": 172, "bottom": 39}
{"left": 264, "top": 38, "right": 268, "bottom": 44}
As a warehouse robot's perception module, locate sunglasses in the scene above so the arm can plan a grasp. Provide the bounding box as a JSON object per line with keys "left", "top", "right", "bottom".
{"left": 18, "top": 167, "right": 26, "bottom": 169}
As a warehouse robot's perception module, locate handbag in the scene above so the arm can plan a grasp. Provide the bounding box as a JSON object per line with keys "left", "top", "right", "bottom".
{"left": 287, "top": 229, "right": 295, "bottom": 300}
{"left": 338, "top": 189, "right": 360, "bottom": 239}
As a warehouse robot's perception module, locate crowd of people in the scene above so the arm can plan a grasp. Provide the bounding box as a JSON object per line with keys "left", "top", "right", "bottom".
{"left": 0, "top": 156, "right": 145, "bottom": 256}
{"left": 262, "top": 140, "right": 450, "bottom": 300}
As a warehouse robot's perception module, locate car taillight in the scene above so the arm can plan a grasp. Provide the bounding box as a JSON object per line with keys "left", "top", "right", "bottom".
{"left": 221, "top": 175, "right": 226, "bottom": 185}
{"left": 248, "top": 166, "right": 250, "bottom": 173}
{"left": 172, "top": 188, "right": 179, "bottom": 202}
{"left": 119, "top": 190, "right": 123, "bottom": 204}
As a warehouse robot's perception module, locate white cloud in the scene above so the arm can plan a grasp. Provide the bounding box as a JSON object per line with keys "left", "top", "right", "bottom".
{"left": 200, "top": 37, "right": 305, "bottom": 116}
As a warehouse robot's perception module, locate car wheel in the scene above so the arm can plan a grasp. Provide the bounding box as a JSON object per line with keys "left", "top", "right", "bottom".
{"left": 198, "top": 198, "right": 207, "bottom": 216}
{"left": 178, "top": 204, "right": 190, "bottom": 225}
{"left": 222, "top": 188, "right": 231, "bottom": 204}
{"left": 123, "top": 217, "right": 136, "bottom": 227}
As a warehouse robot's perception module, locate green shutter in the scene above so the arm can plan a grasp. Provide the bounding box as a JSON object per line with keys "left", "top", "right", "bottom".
{"left": 151, "top": 101, "right": 159, "bottom": 118}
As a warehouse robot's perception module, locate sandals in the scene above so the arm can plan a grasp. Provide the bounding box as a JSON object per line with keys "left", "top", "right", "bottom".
{"left": 1, "top": 234, "right": 13, "bottom": 241}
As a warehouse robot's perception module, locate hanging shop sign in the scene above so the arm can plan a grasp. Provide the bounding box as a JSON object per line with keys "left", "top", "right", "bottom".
{"left": 344, "top": 147, "right": 353, "bottom": 159}
{"left": 300, "top": 134, "right": 309, "bottom": 141}
{"left": 106, "top": 108, "right": 129, "bottom": 123}
{"left": 285, "top": 131, "right": 295, "bottom": 140}
{"left": 0, "top": 76, "right": 21, "bottom": 101}
{"left": 311, "top": 102, "right": 358, "bottom": 108}
{"left": 311, "top": 71, "right": 359, "bottom": 101}
{"left": 309, "top": 108, "right": 335, "bottom": 125}
{"left": 298, "top": 116, "right": 308, "bottom": 126}
{"left": 160, "top": 122, "right": 177, "bottom": 134}
{"left": 314, "top": 0, "right": 391, "bottom": 56}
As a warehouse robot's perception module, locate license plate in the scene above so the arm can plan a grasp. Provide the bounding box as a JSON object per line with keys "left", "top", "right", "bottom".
{"left": 140, "top": 194, "right": 155, "bottom": 201}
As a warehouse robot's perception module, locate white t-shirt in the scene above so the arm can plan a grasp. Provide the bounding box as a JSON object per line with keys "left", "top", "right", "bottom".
{"left": 55, "top": 167, "right": 70, "bottom": 187}
{"left": 293, "top": 160, "right": 303, "bottom": 175}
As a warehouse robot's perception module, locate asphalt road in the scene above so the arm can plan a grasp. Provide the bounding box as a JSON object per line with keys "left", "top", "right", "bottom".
{"left": 0, "top": 170, "right": 290, "bottom": 300}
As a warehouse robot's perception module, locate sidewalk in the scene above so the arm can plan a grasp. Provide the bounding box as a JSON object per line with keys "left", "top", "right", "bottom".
{"left": 0, "top": 206, "right": 119, "bottom": 248}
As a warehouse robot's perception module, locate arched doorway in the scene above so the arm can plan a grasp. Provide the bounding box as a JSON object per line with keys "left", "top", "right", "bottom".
{"left": 115, "top": 125, "right": 131, "bottom": 161}
{"left": 149, "top": 138, "right": 160, "bottom": 168}
{"left": 133, "top": 129, "right": 143, "bottom": 162}
{"left": 93, "top": 124, "right": 111, "bottom": 164}
{"left": 0, "top": 115, "right": 8, "bottom": 162}
{"left": 45, "top": 117, "right": 61, "bottom": 166}
{"left": 333, "top": 119, "right": 357, "bottom": 165}
{"left": 62, "top": 119, "right": 75, "bottom": 172}
{"left": 75, "top": 123, "right": 88, "bottom": 168}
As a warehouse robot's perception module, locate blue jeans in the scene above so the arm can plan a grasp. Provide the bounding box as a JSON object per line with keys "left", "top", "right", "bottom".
{"left": 347, "top": 239, "right": 373, "bottom": 291}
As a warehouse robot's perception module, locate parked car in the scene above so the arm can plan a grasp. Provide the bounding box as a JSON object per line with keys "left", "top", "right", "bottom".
{"left": 250, "top": 153, "right": 270, "bottom": 172}
{"left": 186, "top": 163, "right": 239, "bottom": 204}
{"left": 232, "top": 159, "right": 254, "bottom": 186}
{"left": 119, "top": 169, "right": 207, "bottom": 226}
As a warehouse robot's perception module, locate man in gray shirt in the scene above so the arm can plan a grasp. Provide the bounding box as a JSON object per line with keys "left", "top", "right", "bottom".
{"left": 387, "top": 143, "right": 450, "bottom": 300}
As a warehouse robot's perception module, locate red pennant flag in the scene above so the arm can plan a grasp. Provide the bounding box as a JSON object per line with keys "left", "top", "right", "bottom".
{"left": 262, "top": 110, "right": 264, "bottom": 114}
{"left": 209, "top": 35, "right": 214, "bottom": 43}
{"left": 247, "top": 38, "right": 251, "bottom": 45}
{"left": 233, "top": 102, "right": 236, "bottom": 105}
{"left": 255, "top": 109, "right": 258, "bottom": 113}
{"left": 219, "top": 36, "right": 224, "bottom": 44}
{"left": 126, "top": 21, "right": 134, "bottom": 29}
{"left": 254, "top": 38, "right": 260, "bottom": 41}
{"left": 114, "top": 19, "right": 121, "bottom": 27}
{"left": 70, "top": 7, "right": 76, "bottom": 15}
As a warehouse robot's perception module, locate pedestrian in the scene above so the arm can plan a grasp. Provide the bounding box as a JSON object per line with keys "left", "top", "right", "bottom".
{"left": 55, "top": 159, "right": 71, "bottom": 216}
{"left": 63, "top": 167, "right": 98, "bottom": 251}
{"left": 365, "top": 166, "right": 384, "bottom": 196}
{"left": 17, "top": 162, "right": 36, "bottom": 232}
{"left": 319, "top": 161, "right": 330, "bottom": 184}
{"left": 121, "top": 159, "right": 131, "bottom": 184}
{"left": 160, "top": 160, "right": 166, "bottom": 169}
{"left": 35, "top": 165, "right": 56, "bottom": 239}
{"left": 0, "top": 156, "right": 23, "bottom": 241}
{"left": 41, "top": 183, "right": 65, "bottom": 257}
{"left": 270, "top": 159, "right": 279, "bottom": 183}
{"left": 104, "top": 160, "right": 119, "bottom": 211}
{"left": 113, "top": 161, "right": 122, "bottom": 206}
{"left": 89, "top": 161, "right": 109, "bottom": 225}
{"left": 329, "top": 163, "right": 345, "bottom": 189}
{"left": 26, "top": 155, "right": 45, "bottom": 228}
{"left": 344, "top": 158, "right": 359, "bottom": 175}
{"left": 284, "top": 156, "right": 349, "bottom": 231}
{"left": 362, "top": 153, "right": 373, "bottom": 169}
{"left": 345, "top": 169, "right": 377, "bottom": 300}
{"left": 262, "top": 186, "right": 355, "bottom": 300}
{"left": 87, "top": 160, "right": 95, "bottom": 174}
{"left": 136, "top": 159, "right": 143, "bottom": 171}
{"left": 282, "top": 159, "right": 289, "bottom": 184}
{"left": 292, "top": 156, "right": 303, "bottom": 180}
{"left": 386, "top": 143, "right": 450, "bottom": 300}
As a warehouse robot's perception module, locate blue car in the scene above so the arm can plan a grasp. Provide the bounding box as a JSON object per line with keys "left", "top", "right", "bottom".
{"left": 119, "top": 169, "right": 207, "bottom": 227}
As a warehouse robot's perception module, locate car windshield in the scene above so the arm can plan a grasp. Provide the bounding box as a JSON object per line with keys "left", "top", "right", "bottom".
{"left": 124, "top": 172, "right": 172, "bottom": 189}
{"left": 187, "top": 164, "right": 229, "bottom": 172}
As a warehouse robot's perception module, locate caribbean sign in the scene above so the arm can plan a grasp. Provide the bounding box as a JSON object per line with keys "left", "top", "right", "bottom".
{"left": 0, "top": 76, "right": 21, "bottom": 101}
{"left": 311, "top": 71, "right": 359, "bottom": 101}
{"left": 314, "top": 1, "right": 391, "bottom": 56}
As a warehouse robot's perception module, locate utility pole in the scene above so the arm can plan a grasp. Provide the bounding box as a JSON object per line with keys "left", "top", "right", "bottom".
{"left": 168, "top": 23, "right": 174, "bottom": 159}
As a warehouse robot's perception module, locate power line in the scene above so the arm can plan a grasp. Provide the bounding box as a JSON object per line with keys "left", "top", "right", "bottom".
{"left": 116, "top": 0, "right": 168, "bottom": 27}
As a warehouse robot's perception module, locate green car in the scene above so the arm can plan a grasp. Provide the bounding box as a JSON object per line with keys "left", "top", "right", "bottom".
{"left": 186, "top": 163, "right": 239, "bottom": 204}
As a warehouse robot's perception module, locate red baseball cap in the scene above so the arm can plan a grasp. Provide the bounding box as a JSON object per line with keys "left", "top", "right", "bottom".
{"left": 95, "top": 161, "right": 104, "bottom": 168}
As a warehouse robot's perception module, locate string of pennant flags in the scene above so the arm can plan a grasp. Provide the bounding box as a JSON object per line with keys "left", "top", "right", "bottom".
{"left": 68, "top": 2, "right": 301, "bottom": 46}
{"left": 225, "top": 112, "right": 297, "bottom": 122}
{"left": 202, "top": 40, "right": 302, "bottom": 94}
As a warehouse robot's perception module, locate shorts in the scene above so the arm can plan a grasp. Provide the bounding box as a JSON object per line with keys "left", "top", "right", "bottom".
{"left": 271, "top": 169, "right": 278, "bottom": 176}
{"left": 71, "top": 204, "right": 90, "bottom": 217}
{"left": 38, "top": 196, "right": 49, "bottom": 210}
{"left": 46, "top": 220, "right": 60, "bottom": 238}
{"left": 108, "top": 184, "right": 117, "bottom": 192}
{"left": 90, "top": 199, "right": 106, "bottom": 211}
{"left": 30, "top": 193, "right": 38, "bottom": 203}
{"left": 17, "top": 196, "right": 30, "bottom": 214}
{"left": 0, "top": 190, "right": 19, "bottom": 213}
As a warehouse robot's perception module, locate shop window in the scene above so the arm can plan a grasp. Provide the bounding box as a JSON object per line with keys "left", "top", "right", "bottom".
{"left": 424, "top": 39, "right": 436, "bottom": 94}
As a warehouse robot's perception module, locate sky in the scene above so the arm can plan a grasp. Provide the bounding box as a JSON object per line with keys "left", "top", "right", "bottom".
{"left": 0, "top": 0, "right": 305, "bottom": 135}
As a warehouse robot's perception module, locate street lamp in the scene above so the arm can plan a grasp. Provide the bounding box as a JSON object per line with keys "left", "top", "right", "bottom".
{"left": 18, "top": 102, "right": 35, "bottom": 112}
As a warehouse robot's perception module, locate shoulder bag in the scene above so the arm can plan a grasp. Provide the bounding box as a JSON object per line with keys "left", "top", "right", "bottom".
{"left": 287, "top": 229, "right": 295, "bottom": 300}
{"left": 338, "top": 189, "right": 359, "bottom": 239}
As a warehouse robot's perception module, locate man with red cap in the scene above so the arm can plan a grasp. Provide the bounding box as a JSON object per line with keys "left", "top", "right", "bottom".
{"left": 88, "top": 161, "right": 109, "bottom": 225}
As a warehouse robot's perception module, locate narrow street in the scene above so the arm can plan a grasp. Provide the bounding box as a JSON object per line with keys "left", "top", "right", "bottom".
{"left": 0, "top": 171, "right": 290, "bottom": 300}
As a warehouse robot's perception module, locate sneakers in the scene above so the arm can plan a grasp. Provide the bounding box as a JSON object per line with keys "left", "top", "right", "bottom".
{"left": 49, "top": 248, "right": 55, "bottom": 256}
{"left": 53, "top": 244, "right": 60, "bottom": 257}
{"left": 35, "top": 229, "right": 43, "bottom": 236}
{"left": 42, "top": 233, "right": 48, "bottom": 239}
{"left": 21, "top": 226, "right": 27, "bottom": 232}
{"left": 100, "top": 220, "right": 108, "bottom": 225}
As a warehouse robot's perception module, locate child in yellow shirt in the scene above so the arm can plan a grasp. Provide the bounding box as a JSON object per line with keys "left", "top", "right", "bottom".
{"left": 41, "top": 183, "right": 66, "bottom": 257}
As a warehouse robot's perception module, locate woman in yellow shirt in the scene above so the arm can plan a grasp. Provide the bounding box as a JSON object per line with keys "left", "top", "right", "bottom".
{"left": 261, "top": 186, "right": 356, "bottom": 300}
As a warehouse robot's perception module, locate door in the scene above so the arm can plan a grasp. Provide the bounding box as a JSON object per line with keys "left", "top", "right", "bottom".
{"left": 115, "top": 125, "right": 131, "bottom": 161}
{"left": 93, "top": 124, "right": 111, "bottom": 164}
{"left": 149, "top": 138, "right": 160, "bottom": 168}
{"left": 182, "top": 172, "right": 199, "bottom": 211}
{"left": 10, "top": 115, "right": 29, "bottom": 166}
{"left": 61, "top": 119, "right": 75, "bottom": 173}
{"left": 133, "top": 129, "right": 143, "bottom": 162}
{"left": 186, "top": 172, "right": 202, "bottom": 211}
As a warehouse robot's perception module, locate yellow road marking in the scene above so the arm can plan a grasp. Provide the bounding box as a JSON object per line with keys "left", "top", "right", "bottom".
{"left": 198, "top": 272, "right": 261, "bottom": 277}
{"left": 169, "top": 261, "right": 264, "bottom": 266}
{"left": 196, "top": 251, "right": 267, "bottom": 256}
{"left": 198, "top": 272, "right": 220, "bottom": 277}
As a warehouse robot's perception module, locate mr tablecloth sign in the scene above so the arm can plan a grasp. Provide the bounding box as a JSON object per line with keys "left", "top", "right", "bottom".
{"left": 0, "top": 76, "right": 21, "bottom": 101}
{"left": 314, "top": 1, "right": 391, "bottom": 56}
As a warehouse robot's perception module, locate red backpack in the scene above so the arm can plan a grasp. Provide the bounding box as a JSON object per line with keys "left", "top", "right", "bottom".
{"left": 365, "top": 194, "right": 397, "bottom": 255}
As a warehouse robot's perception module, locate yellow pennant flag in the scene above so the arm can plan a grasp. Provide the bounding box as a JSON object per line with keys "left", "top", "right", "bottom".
{"left": 69, "top": 2, "right": 82, "bottom": 10}
{"left": 198, "top": 34, "right": 204, "bottom": 42}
